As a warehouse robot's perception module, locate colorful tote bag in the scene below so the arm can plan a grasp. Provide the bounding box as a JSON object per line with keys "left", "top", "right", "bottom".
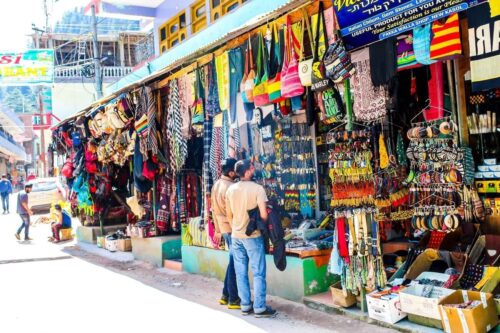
{"left": 253, "top": 32, "right": 270, "bottom": 107}
{"left": 281, "top": 15, "right": 305, "bottom": 98}
{"left": 311, "top": 2, "right": 331, "bottom": 92}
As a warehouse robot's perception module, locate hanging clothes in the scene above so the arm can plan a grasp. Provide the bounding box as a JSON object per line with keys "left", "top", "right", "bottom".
{"left": 177, "top": 74, "right": 192, "bottom": 139}
{"left": 166, "top": 79, "right": 188, "bottom": 173}
{"left": 429, "top": 14, "right": 462, "bottom": 60}
{"left": 413, "top": 24, "right": 435, "bottom": 65}
{"left": 215, "top": 51, "right": 231, "bottom": 113}
{"left": 351, "top": 48, "right": 388, "bottom": 122}
{"left": 369, "top": 38, "right": 397, "bottom": 86}
{"left": 228, "top": 47, "right": 244, "bottom": 125}
{"left": 210, "top": 113, "right": 224, "bottom": 181}
{"left": 136, "top": 86, "right": 160, "bottom": 159}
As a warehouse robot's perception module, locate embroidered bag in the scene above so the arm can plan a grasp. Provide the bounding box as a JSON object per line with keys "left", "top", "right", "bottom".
{"left": 298, "top": 9, "right": 314, "bottom": 87}
{"left": 253, "top": 32, "right": 271, "bottom": 107}
{"left": 241, "top": 38, "right": 255, "bottom": 103}
{"left": 267, "top": 23, "right": 285, "bottom": 103}
{"left": 281, "top": 15, "right": 305, "bottom": 98}
{"left": 311, "top": 2, "right": 331, "bottom": 92}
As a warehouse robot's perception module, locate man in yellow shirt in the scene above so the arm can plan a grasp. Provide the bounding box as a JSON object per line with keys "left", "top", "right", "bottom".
{"left": 211, "top": 158, "right": 240, "bottom": 309}
{"left": 226, "top": 160, "right": 277, "bottom": 318}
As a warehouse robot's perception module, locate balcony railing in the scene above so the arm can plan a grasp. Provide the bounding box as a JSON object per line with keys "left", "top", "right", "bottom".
{"left": 54, "top": 66, "right": 133, "bottom": 79}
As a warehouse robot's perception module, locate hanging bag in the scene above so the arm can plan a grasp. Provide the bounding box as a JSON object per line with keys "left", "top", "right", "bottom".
{"left": 267, "top": 23, "right": 285, "bottom": 103}
{"left": 298, "top": 9, "right": 314, "bottom": 87}
{"left": 323, "top": 11, "right": 356, "bottom": 84}
{"left": 241, "top": 37, "right": 255, "bottom": 103}
{"left": 311, "top": 2, "right": 331, "bottom": 92}
{"left": 253, "top": 32, "right": 271, "bottom": 107}
{"left": 281, "top": 16, "right": 305, "bottom": 98}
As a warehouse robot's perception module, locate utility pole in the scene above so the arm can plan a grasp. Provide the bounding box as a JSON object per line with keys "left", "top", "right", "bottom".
{"left": 91, "top": 4, "right": 103, "bottom": 99}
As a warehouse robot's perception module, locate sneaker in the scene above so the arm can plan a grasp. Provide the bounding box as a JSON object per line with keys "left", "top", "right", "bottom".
{"left": 228, "top": 299, "right": 241, "bottom": 310}
{"left": 14, "top": 233, "right": 20, "bottom": 240}
{"left": 254, "top": 308, "right": 277, "bottom": 318}
{"left": 25, "top": 237, "right": 33, "bottom": 241}
{"left": 219, "top": 295, "right": 228, "bottom": 306}
{"left": 242, "top": 308, "right": 254, "bottom": 316}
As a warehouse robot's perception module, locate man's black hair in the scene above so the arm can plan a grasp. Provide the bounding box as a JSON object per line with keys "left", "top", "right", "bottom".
{"left": 54, "top": 204, "right": 62, "bottom": 211}
{"left": 235, "top": 160, "right": 252, "bottom": 178}
{"left": 221, "top": 158, "right": 237, "bottom": 177}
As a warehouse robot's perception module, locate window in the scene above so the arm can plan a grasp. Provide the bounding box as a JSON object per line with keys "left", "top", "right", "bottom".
{"left": 158, "top": 10, "right": 187, "bottom": 54}
{"left": 210, "top": 0, "right": 246, "bottom": 22}
{"left": 190, "top": 0, "right": 207, "bottom": 34}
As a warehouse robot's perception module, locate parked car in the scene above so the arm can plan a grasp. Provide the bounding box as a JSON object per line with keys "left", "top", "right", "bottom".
{"left": 25, "top": 177, "right": 66, "bottom": 213}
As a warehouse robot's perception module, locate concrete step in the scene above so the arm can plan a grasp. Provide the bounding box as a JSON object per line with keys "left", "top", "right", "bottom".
{"left": 164, "top": 259, "right": 182, "bottom": 271}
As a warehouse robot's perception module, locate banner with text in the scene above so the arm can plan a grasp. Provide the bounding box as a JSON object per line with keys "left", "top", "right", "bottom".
{"left": 333, "top": 0, "right": 484, "bottom": 49}
{"left": 0, "top": 49, "right": 54, "bottom": 85}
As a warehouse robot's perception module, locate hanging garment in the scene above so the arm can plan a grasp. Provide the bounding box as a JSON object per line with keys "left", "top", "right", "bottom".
{"left": 468, "top": 3, "right": 500, "bottom": 91}
{"left": 351, "top": 48, "right": 388, "bottom": 122}
{"left": 215, "top": 51, "right": 230, "bottom": 112}
{"left": 228, "top": 47, "right": 243, "bottom": 124}
{"left": 206, "top": 61, "right": 221, "bottom": 117}
{"left": 396, "top": 34, "right": 417, "bottom": 70}
{"left": 166, "top": 79, "right": 188, "bottom": 173}
{"left": 177, "top": 74, "right": 192, "bottom": 139}
{"left": 429, "top": 14, "right": 462, "bottom": 60}
{"left": 210, "top": 113, "right": 224, "bottom": 181}
{"left": 413, "top": 24, "right": 436, "bottom": 65}
{"left": 369, "top": 38, "right": 397, "bottom": 86}
{"left": 222, "top": 110, "right": 230, "bottom": 159}
{"left": 425, "top": 62, "right": 445, "bottom": 121}
{"left": 137, "top": 86, "right": 160, "bottom": 159}
{"left": 202, "top": 114, "right": 214, "bottom": 222}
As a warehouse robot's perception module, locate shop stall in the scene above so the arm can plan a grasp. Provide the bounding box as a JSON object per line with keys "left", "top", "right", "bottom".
{"left": 51, "top": 0, "right": 499, "bottom": 330}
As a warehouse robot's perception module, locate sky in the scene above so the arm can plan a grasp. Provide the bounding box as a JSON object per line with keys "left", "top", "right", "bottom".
{"left": 0, "top": 0, "right": 81, "bottom": 52}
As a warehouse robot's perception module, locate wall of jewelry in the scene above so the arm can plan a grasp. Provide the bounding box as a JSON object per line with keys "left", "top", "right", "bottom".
{"left": 406, "top": 117, "right": 471, "bottom": 233}
{"left": 274, "top": 117, "right": 316, "bottom": 218}
{"left": 327, "top": 127, "right": 387, "bottom": 295}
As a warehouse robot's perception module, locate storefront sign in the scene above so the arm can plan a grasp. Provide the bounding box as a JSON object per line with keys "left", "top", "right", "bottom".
{"left": 468, "top": 2, "right": 500, "bottom": 91}
{"left": 334, "top": 0, "right": 484, "bottom": 49}
{"left": 0, "top": 49, "right": 54, "bottom": 85}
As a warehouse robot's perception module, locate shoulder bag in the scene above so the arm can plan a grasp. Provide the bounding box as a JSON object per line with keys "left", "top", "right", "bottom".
{"left": 267, "top": 23, "right": 285, "bottom": 103}
{"left": 241, "top": 37, "right": 255, "bottom": 103}
{"left": 311, "top": 2, "right": 331, "bottom": 92}
{"left": 253, "top": 32, "right": 271, "bottom": 107}
{"left": 281, "top": 15, "right": 305, "bottom": 98}
{"left": 298, "top": 9, "right": 314, "bottom": 87}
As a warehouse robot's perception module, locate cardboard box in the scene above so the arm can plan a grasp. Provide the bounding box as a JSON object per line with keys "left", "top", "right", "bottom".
{"left": 105, "top": 239, "right": 118, "bottom": 252}
{"left": 117, "top": 238, "right": 132, "bottom": 252}
{"left": 439, "top": 290, "right": 498, "bottom": 333}
{"left": 330, "top": 282, "right": 356, "bottom": 308}
{"left": 408, "top": 313, "right": 443, "bottom": 330}
{"left": 367, "top": 291, "right": 407, "bottom": 324}
{"left": 400, "top": 284, "right": 454, "bottom": 320}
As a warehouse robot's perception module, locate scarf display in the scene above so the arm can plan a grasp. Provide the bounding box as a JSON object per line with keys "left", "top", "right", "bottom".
{"left": 166, "top": 79, "right": 188, "bottom": 174}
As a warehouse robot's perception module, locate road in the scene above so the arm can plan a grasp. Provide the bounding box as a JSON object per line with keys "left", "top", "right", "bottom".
{"left": 0, "top": 193, "right": 397, "bottom": 333}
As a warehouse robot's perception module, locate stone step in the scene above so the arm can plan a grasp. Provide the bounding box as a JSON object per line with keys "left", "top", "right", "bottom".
{"left": 164, "top": 259, "right": 182, "bottom": 271}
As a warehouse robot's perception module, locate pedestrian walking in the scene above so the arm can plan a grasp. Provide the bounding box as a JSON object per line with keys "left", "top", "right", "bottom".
{"left": 0, "top": 174, "right": 13, "bottom": 214}
{"left": 226, "top": 160, "right": 277, "bottom": 318}
{"left": 15, "top": 183, "right": 33, "bottom": 241}
{"left": 211, "top": 158, "right": 241, "bottom": 309}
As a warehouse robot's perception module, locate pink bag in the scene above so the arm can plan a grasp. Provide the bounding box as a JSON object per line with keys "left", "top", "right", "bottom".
{"left": 281, "top": 16, "right": 305, "bottom": 98}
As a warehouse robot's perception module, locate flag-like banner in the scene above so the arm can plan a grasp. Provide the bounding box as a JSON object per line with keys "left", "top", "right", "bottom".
{"left": 0, "top": 49, "right": 54, "bottom": 85}
{"left": 333, "top": 0, "right": 485, "bottom": 49}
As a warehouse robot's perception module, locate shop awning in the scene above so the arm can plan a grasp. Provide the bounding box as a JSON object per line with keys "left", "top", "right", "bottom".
{"left": 55, "top": 0, "right": 308, "bottom": 127}
{"left": 107, "top": 0, "right": 301, "bottom": 94}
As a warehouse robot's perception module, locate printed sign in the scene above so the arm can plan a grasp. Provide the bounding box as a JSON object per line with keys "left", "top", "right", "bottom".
{"left": 0, "top": 49, "right": 54, "bottom": 85}
{"left": 333, "top": 0, "right": 484, "bottom": 49}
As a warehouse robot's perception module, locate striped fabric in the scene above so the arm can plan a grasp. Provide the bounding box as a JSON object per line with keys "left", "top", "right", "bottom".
{"left": 167, "top": 79, "right": 188, "bottom": 173}
{"left": 145, "top": 86, "right": 159, "bottom": 157}
{"left": 202, "top": 114, "right": 213, "bottom": 221}
{"left": 413, "top": 24, "right": 436, "bottom": 65}
{"left": 222, "top": 110, "right": 229, "bottom": 159}
{"left": 430, "top": 14, "right": 462, "bottom": 60}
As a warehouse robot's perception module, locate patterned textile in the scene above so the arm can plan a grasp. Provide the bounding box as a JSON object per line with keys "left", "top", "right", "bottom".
{"left": 413, "top": 24, "right": 435, "bottom": 65}
{"left": 233, "top": 123, "right": 241, "bottom": 158}
{"left": 206, "top": 61, "right": 221, "bottom": 117}
{"left": 210, "top": 122, "right": 223, "bottom": 181}
{"left": 167, "top": 79, "right": 188, "bottom": 173}
{"left": 177, "top": 75, "right": 191, "bottom": 139}
{"left": 222, "top": 110, "right": 229, "bottom": 159}
{"left": 215, "top": 51, "right": 230, "bottom": 112}
{"left": 202, "top": 113, "right": 214, "bottom": 222}
{"left": 460, "top": 263, "right": 485, "bottom": 289}
{"left": 350, "top": 48, "right": 388, "bottom": 122}
{"left": 430, "top": 14, "right": 462, "bottom": 60}
{"left": 428, "top": 231, "right": 447, "bottom": 249}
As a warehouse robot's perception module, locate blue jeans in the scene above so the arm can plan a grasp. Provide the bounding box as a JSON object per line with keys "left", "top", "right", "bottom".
{"left": 221, "top": 233, "right": 239, "bottom": 303}
{"left": 1, "top": 192, "right": 8, "bottom": 212}
{"left": 17, "top": 214, "right": 30, "bottom": 239}
{"left": 232, "top": 236, "right": 267, "bottom": 313}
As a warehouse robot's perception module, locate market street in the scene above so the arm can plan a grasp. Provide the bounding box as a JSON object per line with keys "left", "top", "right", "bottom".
{"left": 0, "top": 195, "right": 396, "bottom": 333}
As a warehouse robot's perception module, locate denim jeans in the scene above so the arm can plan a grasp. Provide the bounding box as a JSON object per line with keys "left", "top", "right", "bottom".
{"left": 232, "top": 236, "right": 267, "bottom": 313}
{"left": 221, "top": 233, "right": 239, "bottom": 303}
{"left": 17, "top": 214, "right": 30, "bottom": 239}
{"left": 1, "top": 192, "right": 8, "bottom": 212}
{"left": 228, "top": 47, "right": 243, "bottom": 125}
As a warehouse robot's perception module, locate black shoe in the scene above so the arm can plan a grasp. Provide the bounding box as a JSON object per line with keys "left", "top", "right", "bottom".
{"left": 255, "top": 308, "right": 277, "bottom": 318}
{"left": 242, "top": 308, "right": 254, "bottom": 316}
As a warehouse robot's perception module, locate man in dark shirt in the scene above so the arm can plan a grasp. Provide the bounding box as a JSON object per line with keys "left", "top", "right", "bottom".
{"left": 15, "top": 184, "right": 33, "bottom": 241}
